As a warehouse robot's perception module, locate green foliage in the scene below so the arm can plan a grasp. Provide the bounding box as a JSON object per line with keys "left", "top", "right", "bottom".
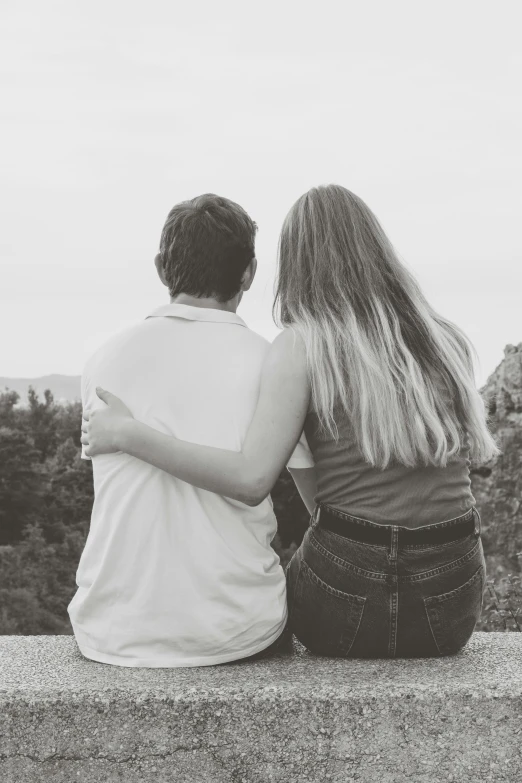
{"left": 25, "top": 387, "right": 60, "bottom": 460}
{"left": 476, "top": 556, "right": 522, "bottom": 632}
{"left": 0, "top": 388, "right": 92, "bottom": 633}
{"left": 0, "top": 426, "right": 46, "bottom": 543}
{"left": 0, "top": 385, "right": 520, "bottom": 636}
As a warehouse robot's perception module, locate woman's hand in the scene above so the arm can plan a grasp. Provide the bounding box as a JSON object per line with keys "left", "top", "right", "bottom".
{"left": 81, "top": 388, "right": 134, "bottom": 457}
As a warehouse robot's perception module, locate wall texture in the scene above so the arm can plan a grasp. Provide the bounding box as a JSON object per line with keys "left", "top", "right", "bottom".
{"left": 1, "top": 634, "right": 522, "bottom": 783}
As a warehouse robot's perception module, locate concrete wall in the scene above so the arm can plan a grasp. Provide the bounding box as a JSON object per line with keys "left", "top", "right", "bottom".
{"left": 1, "top": 633, "right": 522, "bottom": 782}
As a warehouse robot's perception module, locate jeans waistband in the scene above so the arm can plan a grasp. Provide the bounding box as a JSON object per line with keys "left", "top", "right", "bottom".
{"left": 315, "top": 504, "right": 480, "bottom": 546}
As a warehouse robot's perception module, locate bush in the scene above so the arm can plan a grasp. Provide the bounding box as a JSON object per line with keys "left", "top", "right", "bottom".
{"left": 477, "top": 556, "right": 522, "bottom": 632}
{"left": 0, "top": 386, "right": 520, "bottom": 634}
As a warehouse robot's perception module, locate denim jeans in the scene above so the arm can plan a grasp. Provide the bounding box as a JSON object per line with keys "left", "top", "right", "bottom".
{"left": 286, "top": 505, "right": 487, "bottom": 658}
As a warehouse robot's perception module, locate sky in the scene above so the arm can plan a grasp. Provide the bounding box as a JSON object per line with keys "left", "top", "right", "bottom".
{"left": 1, "top": 0, "right": 520, "bottom": 387}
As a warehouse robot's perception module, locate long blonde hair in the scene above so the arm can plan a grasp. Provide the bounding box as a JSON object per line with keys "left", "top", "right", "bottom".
{"left": 273, "top": 184, "right": 499, "bottom": 469}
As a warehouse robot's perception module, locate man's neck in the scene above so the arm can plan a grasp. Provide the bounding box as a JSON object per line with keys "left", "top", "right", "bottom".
{"left": 169, "top": 293, "right": 239, "bottom": 313}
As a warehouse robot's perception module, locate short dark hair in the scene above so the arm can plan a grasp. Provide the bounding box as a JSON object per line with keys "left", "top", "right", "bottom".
{"left": 159, "top": 194, "right": 257, "bottom": 302}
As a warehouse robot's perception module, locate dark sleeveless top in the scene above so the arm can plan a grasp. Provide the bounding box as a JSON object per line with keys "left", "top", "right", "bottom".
{"left": 304, "top": 410, "right": 475, "bottom": 528}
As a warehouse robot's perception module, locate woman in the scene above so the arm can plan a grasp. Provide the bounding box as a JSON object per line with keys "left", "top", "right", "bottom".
{"left": 82, "top": 184, "right": 498, "bottom": 658}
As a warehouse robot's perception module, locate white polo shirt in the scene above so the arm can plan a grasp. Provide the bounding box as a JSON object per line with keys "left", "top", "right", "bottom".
{"left": 68, "top": 303, "right": 313, "bottom": 667}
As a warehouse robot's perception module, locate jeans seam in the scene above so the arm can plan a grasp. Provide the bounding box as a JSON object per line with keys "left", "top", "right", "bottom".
{"left": 423, "top": 563, "right": 486, "bottom": 656}
{"left": 424, "top": 564, "right": 485, "bottom": 605}
{"left": 344, "top": 601, "right": 366, "bottom": 655}
{"left": 387, "top": 526, "right": 399, "bottom": 657}
{"left": 310, "top": 531, "right": 387, "bottom": 580}
{"left": 313, "top": 531, "right": 474, "bottom": 553}
{"left": 301, "top": 558, "right": 367, "bottom": 604}
{"left": 310, "top": 529, "right": 481, "bottom": 584}
{"left": 401, "top": 534, "right": 475, "bottom": 552}
{"left": 424, "top": 602, "right": 443, "bottom": 655}
{"left": 297, "top": 558, "right": 367, "bottom": 657}
{"left": 403, "top": 539, "right": 481, "bottom": 583}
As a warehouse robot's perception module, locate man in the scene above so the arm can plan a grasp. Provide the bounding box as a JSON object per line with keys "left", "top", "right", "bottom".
{"left": 68, "top": 194, "right": 313, "bottom": 667}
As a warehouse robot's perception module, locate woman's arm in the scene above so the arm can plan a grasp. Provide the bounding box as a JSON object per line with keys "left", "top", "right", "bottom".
{"left": 83, "top": 329, "right": 310, "bottom": 506}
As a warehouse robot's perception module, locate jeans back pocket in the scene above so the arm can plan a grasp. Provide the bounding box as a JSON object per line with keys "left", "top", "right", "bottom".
{"left": 291, "top": 558, "right": 366, "bottom": 657}
{"left": 423, "top": 563, "right": 486, "bottom": 655}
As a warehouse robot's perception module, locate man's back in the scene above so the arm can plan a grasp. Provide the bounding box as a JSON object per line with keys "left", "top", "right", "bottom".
{"left": 68, "top": 304, "right": 288, "bottom": 667}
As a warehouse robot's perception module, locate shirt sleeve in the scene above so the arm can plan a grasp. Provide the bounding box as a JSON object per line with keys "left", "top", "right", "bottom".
{"left": 286, "top": 429, "right": 315, "bottom": 470}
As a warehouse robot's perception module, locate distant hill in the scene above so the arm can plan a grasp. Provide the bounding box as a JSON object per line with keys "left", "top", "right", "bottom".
{"left": 0, "top": 375, "right": 81, "bottom": 404}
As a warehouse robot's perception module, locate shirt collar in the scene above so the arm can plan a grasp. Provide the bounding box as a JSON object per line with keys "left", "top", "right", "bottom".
{"left": 146, "top": 302, "right": 248, "bottom": 328}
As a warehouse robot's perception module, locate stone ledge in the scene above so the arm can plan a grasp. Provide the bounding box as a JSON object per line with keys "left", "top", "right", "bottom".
{"left": 1, "top": 633, "right": 522, "bottom": 783}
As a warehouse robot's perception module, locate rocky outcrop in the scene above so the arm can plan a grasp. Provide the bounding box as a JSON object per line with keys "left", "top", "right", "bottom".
{"left": 471, "top": 343, "right": 522, "bottom": 576}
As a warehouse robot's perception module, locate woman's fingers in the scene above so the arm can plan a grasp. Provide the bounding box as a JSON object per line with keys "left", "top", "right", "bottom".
{"left": 96, "top": 387, "right": 113, "bottom": 404}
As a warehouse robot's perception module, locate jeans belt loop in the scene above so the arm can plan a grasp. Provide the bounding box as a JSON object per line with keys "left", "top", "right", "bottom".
{"left": 387, "top": 525, "right": 399, "bottom": 562}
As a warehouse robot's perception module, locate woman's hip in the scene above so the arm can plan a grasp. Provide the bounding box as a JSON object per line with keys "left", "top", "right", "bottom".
{"left": 286, "top": 515, "right": 486, "bottom": 657}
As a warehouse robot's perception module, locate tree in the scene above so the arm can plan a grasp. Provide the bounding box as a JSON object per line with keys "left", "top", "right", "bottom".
{"left": 42, "top": 440, "right": 92, "bottom": 544}
{"left": 0, "top": 524, "right": 77, "bottom": 634}
{"left": 0, "top": 427, "right": 46, "bottom": 544}
{"left": 25, "top": 386, "right": 60, "bottom": 461}
{"left": 0, "top": 389, "right": 20, "bottom": 427}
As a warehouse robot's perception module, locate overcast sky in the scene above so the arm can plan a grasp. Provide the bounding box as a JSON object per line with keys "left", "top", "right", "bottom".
{"left": 1, "top": 0, "right": 520, "bottom": 387}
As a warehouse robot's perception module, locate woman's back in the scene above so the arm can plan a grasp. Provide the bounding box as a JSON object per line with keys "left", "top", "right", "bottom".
{"left": 304, "top": 408, "right": 475, "bottom": 528}
{"left": 274, "top": 183, "right": 493, "bottom": 657}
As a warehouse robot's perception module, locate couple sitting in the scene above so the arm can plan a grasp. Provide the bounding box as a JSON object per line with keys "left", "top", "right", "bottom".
{"left": 70, "top": 185, "right": 497, "bottom": 667}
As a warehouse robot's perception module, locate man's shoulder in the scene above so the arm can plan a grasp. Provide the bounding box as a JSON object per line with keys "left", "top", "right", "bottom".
{"left": 242, "top": 325, "right": 271, "bottom": 347}
{"left": 83, "top": 320, "right": 146, "bottom": 376}
{"left": 238, "top": 325, "right": 274, "bottom": 360}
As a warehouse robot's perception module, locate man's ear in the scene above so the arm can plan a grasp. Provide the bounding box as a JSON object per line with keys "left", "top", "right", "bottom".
{"left": 241, "top": 257, "right": 257, "bottom": 292}
{"left": 154, "top": 253, "right": 168, "bottom": 287}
